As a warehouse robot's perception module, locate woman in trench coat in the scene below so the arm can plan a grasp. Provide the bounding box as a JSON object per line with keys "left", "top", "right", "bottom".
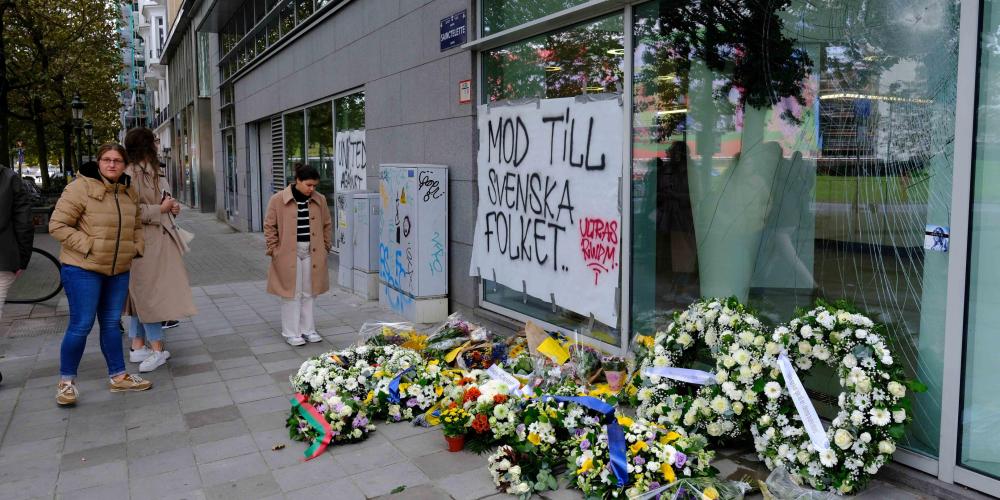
{"left": 123, "top": 127, "right": 197, "bottom": 372}
{"left": 264, "top": 164, "right": 332, "bottom": 346}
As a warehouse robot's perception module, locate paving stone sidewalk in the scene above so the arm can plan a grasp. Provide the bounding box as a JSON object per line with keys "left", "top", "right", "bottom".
{"left": 0, "top": 210, "right": 966, "bottom": 500}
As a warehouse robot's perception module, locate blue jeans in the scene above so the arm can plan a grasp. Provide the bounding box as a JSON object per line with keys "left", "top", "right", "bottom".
{"left": 59, "top": 265, "right": 129, "bottom": 380}
{"left": 128, "top": 316, "right": 163, "bottom": 342}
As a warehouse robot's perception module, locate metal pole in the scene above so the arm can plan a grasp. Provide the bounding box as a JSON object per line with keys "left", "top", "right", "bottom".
{"left": 75, "top": 126, "right": 83, "bottom": 171}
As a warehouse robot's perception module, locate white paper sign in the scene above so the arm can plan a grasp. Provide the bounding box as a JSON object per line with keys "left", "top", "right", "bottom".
{"left": 643, "top": 366, "right": 716, "bottom": 385}
{"left": 469, "top": 97, "right": 623, "bottom": 326}
{"left": 486, "top": 365, "right": 527, "bottom": 396}
{"left": 777, "top": 352, "right": 830, "bottom": 451}
{"left": 335, "top": 130, "right": 367, "bottom": 191}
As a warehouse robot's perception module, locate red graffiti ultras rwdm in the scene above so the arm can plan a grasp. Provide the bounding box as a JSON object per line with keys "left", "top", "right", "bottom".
{"left": 579, "top": 217, "right": 619, "bottom": 285}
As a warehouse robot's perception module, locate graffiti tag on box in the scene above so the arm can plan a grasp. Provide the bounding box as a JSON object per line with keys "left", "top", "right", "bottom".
{"left": 335, "top": 130, "right": 366, "bottom": 191}
{"left": 470, "top": 96, "right": 622, "bottom": 325}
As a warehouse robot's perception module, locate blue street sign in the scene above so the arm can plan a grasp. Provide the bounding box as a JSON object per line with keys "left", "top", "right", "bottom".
{"left": 440, "top": 10, "right": 467, "bottom": 52}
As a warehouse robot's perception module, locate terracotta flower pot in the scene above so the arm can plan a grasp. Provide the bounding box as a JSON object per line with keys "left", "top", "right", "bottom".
{"left": 605, "top": 370, "right": 626, "bottom": 392}
{"left": 445, "top": 434, "right": 465, "bottom": 452}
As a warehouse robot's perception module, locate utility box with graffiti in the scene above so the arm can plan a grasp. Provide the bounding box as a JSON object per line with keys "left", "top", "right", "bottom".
{"left": 352, "top": 193, "right": 381, "bottom": 300}
{"left": 335, "top": 191, "right": 359, "bottom": 291}
{"left": 378, "top": 164, "right": 448, "bottom": 322}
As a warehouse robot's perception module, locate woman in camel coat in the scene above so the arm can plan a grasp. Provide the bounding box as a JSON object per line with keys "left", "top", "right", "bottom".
{"left": 264, "top": 164, "right": 332, "bottom": 345}
{"left": 124, "top": 127, "right": 196, "bottom": 372}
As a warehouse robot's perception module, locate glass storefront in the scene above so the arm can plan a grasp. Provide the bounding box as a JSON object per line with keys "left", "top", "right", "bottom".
{"left": 306, "top": 101, "right": 334, "bottom": 205}
{"left": 480, "top": 14, "right": 625, "bottom": 346}
{"left": 482, "top": 0, "right": 590, "bottom": 35}
{"left": 479, "top": 0, "right": 964, "bottom": 464}
{"left": 280, "top": 92, "right": 366, "bottom": 231}
{"left": 965, "top": 0, "right": 1000, "bottom": 480}
{"left": 629, "top": 0, "right": 959, "bottom": 457}
{"left": 283, "top": 110, "right": 304, "bottom": 186}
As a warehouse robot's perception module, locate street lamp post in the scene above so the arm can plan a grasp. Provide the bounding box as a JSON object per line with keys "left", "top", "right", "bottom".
{"left": 83, "top": 120, "right": 94, "bottom": 159}
{"left": 71, "top": 92, "right": 86, "bottom": 172}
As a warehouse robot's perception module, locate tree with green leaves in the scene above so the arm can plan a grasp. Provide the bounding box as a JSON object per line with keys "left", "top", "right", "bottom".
{"left": 3, "top": 0, "right": 124, "bottom": 189}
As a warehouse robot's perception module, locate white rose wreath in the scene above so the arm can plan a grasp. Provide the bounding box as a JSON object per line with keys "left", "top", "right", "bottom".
{"left": 750, "top": 302, "right": 923, "bottom": 495}
{"left": 637, "top": 298, "right": 771, "bottom": 440}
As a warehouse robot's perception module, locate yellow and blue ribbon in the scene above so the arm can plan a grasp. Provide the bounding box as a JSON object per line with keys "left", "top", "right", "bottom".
{"left": 541, "top": 395, "right": 628, "bottom": 487}
{"left": 387, "top": 367, "right": 414, "bottom": 404}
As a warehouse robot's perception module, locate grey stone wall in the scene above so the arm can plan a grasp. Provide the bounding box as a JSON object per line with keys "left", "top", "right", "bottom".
{"left": 223, "top": 0, "right": 480, "bottom": 314}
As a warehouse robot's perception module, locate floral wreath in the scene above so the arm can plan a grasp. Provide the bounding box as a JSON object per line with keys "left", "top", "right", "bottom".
{"left": 751, "top": 302, "right": 920, "bottom": 495}
{"left": 637, "top": 298, "right": 770, "bottom": 440}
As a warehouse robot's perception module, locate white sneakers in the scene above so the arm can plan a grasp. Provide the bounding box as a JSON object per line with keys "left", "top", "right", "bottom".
{"left": 139, "top": 350, "right": 170, "bottom": 372}
{"left": 287, "top": 332, "right": 322, "bottom": 346}
{"left": 130, "top": 346, "right": 153, "bottom": 363}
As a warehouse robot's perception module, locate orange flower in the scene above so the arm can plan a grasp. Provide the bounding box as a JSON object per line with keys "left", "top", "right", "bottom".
{"left": 463, "top": 387, "right": 482, "bottom": 404}
{"left": 493, "top": 394, "right": 508, "bottom": 404}
{"left": 471, "top": 413, "right": 490, "bottom": 433}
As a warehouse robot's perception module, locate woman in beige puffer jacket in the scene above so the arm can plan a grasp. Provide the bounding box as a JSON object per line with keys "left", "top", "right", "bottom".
{"left": 49, "top": 143, "right": 152, "bottom": 407}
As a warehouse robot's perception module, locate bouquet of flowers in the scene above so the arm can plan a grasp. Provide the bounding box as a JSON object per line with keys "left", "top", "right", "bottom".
{"left": 636, "top": 298, "right": 769, "bottom": 440}
{"left": 456, "top": 378, "right": 524, "bottom": 452}
{"left": 487, "top": 445, "right": 561, "bottom": 499}
{"left": 440, "top": 405, "right": 470, "bottom": 437}
{"left": 565, "top": 417, "right": 717, "bottom": 499}
{"left": 359, "top": 322, "right": 427, "bottom": 351}
{"left": 366, "top": 346, "right": 448, "bottom": 422}
{"left": 752, "top": 301, "right": 923, "bottom": 494}
{"left": 570, "top": 343, "right": 604, "bottom": 385}
{"left": 287, "top": 353, "right": 377, "bottom": 445}
{"left": 424, "top": 313, "right": 481, "bottom": 360}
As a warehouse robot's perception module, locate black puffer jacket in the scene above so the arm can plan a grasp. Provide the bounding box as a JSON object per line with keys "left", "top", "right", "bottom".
{"left": 0, "top": 166, "right": 33, "bottom": 272}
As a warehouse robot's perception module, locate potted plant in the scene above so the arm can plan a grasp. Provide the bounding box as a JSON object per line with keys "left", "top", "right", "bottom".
{"left": 602, "top": 356, "right": 627, "bottom": 392}
{"left": 440, "top": 405, "right": 470, "bottom": 452}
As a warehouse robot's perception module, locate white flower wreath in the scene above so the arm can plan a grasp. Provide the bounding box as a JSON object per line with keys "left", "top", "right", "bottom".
{"left": 637, "top": 298, "right": 771, "bottom": 440}
{"left": 750, "top": 303, "right": 920, "bottom": 495}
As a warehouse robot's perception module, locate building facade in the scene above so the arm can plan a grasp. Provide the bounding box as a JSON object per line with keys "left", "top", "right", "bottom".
{"left": 117, "top": 1, "right": 151, "bottom": 134}
{"left": 138, "top": 0, "right": 172, "bottom": 151}
{"left": 161, "top": 0, "right": 217, "bottom": 212}
{"left": 169, "top": 0, "right": 1000, "bottom": 495}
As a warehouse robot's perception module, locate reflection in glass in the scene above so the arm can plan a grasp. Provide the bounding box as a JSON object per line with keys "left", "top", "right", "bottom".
{"left": 481, "top": 14, "right": 624, "bottom": 346}
{"left": 482, "top": 0, "right": 589, "bottom": 35}
{"left": 965, "top": 0, "right": 1000, "bottom": 479}
{"left": 334, "top": 92, "right": 365, "bottom": 130}
{"left": 283, "top": 111, "right": 304, "bottom": 186}
{"left": 306, "top": 102, "right": 334, "bottom": 206}
{"left": 484, "top": 15, "right": 624, "bottom": 102}
{"left": 631, "top": 0, "right": 958, "bottom": 457}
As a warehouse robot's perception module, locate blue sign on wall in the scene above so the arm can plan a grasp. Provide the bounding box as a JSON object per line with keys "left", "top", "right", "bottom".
{"left": 440, "top": 10, "right": 467, "bottom": 52}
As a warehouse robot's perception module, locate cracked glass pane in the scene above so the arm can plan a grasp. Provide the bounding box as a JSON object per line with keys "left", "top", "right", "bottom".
{"left": 631, "top": 0, "right": 959, "bottom": 457}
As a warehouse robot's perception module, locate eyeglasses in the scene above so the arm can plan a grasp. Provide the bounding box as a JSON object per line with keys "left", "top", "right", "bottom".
{"left": 100, "top": 158, "right": 125, "bottom": 165}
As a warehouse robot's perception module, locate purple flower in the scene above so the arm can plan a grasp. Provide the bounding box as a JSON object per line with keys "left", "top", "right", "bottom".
{"left": 516, "top": 424, "right": 526, "bottom": 435}
{"left": 674, "top": 451, "right": 687, "bottom": 468}
{"left": 580, "top": 439, "right": 590, "bottom": 451}
{"left": 322, "top": 391, "right": 336, "bottom": 400}
{"left": 633, "top": 456, "right": 646, "bottom": 466}
{"left": 353, "top": 415, "right": 369, "bottom": 428}
{"left": 406, "top": 398, "right": 419, "bottom": 407}
{"left": 574, "top": 428, "right": 586, "bottom": 438}
{"left": 648, "top": 482, "right": 660, "bottom": 490}
{"left": 316, "top": 404, "right": 329, "bottom": 413}
{"left": 332, "top": 402, "right": 346, "bottom": 413}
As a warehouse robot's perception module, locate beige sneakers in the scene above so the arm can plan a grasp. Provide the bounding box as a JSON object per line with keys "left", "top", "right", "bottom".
{"left": 56, "top": 381, "right": 78, "bottom": 406}
{"left": 109, "top": 374, "right": 153, "bottom": 392}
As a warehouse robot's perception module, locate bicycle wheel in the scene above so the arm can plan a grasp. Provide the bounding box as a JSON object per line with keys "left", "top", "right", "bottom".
{"left": 6, "top": 248, "right": 63, "bottom": 304}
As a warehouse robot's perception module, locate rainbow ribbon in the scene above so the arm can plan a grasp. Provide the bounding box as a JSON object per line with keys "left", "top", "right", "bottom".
{"left": 290, "top": 393, "right": 333, "bottom": 461}
{"left": 541, "top": 395, "right": 628, "bottom": 487}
